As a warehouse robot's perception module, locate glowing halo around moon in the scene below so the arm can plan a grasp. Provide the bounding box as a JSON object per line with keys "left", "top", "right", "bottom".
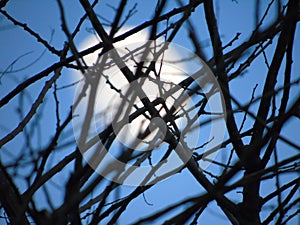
{"left": 71, "top": 27, "right": 227, "bottom": 186}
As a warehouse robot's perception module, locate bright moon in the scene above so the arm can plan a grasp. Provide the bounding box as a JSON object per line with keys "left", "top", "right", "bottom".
{"left": 73, "top": 27, "right": 191, "bottom": 150}
{"left": 71, "top": 26, "right": 226, "bottom": 185}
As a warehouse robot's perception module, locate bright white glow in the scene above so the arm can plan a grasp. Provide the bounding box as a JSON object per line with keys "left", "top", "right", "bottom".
{"left": 74, "top": 27, "right": 189, "bottom": 149}
{"left": 71, "top": 27, "right": 226, "bottom": 185}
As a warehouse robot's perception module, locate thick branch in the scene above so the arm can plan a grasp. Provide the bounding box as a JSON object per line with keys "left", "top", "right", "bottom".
{"left": 0, "top": 164, "right": 30, "bottom": 225}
